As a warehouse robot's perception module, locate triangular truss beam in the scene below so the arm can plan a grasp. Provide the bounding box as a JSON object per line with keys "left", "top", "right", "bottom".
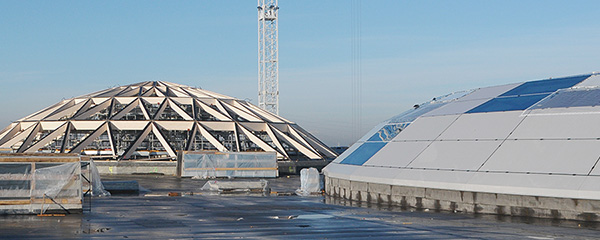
{"left": 0, "top": 81, "right": 337, "bottom": 161}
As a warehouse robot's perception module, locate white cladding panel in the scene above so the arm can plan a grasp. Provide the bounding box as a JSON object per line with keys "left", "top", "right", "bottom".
{"left": 526, "top": 106, "right": 600, "bottom": 116}
{"left": 391, "top": 169, "right": 584, "bottom": 197}
{"left": 480, "top": 140, "right": 600, "bottom": 174}
{"left": 407, "top": 141, "right": 501, "bottom": 170}
{"left": 458, "top": 83, "right": 521, "bottom": 101}
{"left": 511, "top": 113, "right": 600, "bottom": 139}
{"left": 364, "top": 141, "right": 431, "bottom": 167}
{"left": 394, "top": 115, "right": 458, "bottom": 141}
{"left": 584, "top": 162, "right": 600, "bottom": 176}
{"left": 325, "top": 74, "right": 600, "bottom": 201}
{"left": 323, "top": 163, "right": 360, "bottom": 179}
{"left": 391, "top": 169, "right": 474, "bottom": 186}
{"left": 422, "top": 99, "right": 490, "bottom": 117}
{"left": 577, "top": 176, "right": 600, "bottom": 194}
{"left": 575, "top": 74, "right": 600, "bottom": 87}
{"left": 326, "top": 164, "right": 600, "bottom": 199}
{"left": 438, "top": 111, "right": 523, "bottom": 140}
{"left": 467, "top": 173, "right": 589, "bottom": 198}
{"left": 348, "top": 166, "right": 404, "bottom": 184}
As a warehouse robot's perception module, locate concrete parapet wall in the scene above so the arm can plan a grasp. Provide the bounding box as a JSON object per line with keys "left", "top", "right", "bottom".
{"left": 95, "top": 161, "right": 177, "bottom": 175}
{"left": 324, "top": 176, "right": 600, "bottom": 222}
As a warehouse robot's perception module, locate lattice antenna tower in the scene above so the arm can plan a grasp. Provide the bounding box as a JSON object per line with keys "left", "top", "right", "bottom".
{"left": 258, "top": 0, "right": 279, "bottom": 115}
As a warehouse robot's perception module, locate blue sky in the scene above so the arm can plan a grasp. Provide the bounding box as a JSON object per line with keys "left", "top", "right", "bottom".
{"left": 1, "top": 1, "right": 600, "bottom": 146}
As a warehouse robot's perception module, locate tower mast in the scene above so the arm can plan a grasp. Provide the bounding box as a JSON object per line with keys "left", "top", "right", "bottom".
{"left": 258, "top": 0, "right": 279, "bottom": 115}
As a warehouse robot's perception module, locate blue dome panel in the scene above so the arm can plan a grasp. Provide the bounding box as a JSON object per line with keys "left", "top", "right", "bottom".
{"left": 499, "top": 75, "right": 589, "bottom": 97}
{"left": 339, "top": 142, "right": 387, "bottom": 166}
{"left": 466, "top": 94, "right": 549, "bottom": 113}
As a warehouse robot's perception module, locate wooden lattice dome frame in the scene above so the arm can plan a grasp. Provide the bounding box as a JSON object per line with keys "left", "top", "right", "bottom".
{"left": 0, "top": 81, "right": 337, "bottom": 161}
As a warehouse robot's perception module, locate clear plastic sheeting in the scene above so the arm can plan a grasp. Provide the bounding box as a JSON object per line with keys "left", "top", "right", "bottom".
{"left": 296, "top": 168, "right": 322, "bottom": 196}
{"left": 0, "top": 160, "right": 82, "bottom": 214}
{"left": 0, "top": 163, "right": 31, "bottom": 200}
{"left": 201, "top": 179, "right": 269, "bottom": 193}
{"left": 81, "top": 160, "right": 110, "bottom": 197}
{"left": 182, "top": 151, "right": 278, "bottom": 178}
{"left": 33, "top": 162, "right": 79, "bottom": 200}
{"left": 89, "top": 160, "right": 110, "bottom": 196}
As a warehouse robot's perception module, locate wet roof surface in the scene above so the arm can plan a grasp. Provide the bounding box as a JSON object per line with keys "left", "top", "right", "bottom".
{"left": 1, "top": 175, "right": 600, "bottom": 239}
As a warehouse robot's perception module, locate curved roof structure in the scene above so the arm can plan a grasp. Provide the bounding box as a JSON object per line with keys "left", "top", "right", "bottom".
{"left": 325, "top": 72, "right": 600, "bottom": 200}
{"left": 0, "top": 81, "right": 337, "bottom": 161}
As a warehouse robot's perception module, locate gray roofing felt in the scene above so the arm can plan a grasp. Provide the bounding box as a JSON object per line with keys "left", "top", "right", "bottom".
{"left": 1, "top": 175, "right": 598, "bottom": 239}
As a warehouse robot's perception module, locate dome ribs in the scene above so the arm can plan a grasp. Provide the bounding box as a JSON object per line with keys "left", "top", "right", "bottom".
{"left": 0, "top": 81, "right": 337, "bottom": 161}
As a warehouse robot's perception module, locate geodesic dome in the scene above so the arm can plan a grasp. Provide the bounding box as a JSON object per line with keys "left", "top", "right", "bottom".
{"left": 325, "top": 72, "right": 600, "bottom": 199}
{"left": 0, "top": 81, "right": 337, "bottom": 161}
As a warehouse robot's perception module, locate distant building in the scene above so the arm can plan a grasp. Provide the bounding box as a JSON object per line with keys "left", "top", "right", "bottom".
{"left": 330, "top": 146, "right": 348, "bottom": 155}
{"left": 324, "top": 73, "right": 600, "bottom": 221}
{"left": 0, "top": 81, "right": 337, "bottom": 166}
